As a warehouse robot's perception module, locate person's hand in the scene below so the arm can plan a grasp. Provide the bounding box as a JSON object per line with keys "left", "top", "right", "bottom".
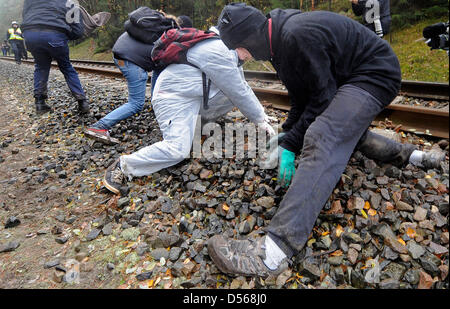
{"left": 260, "top": 120, "right": 276, "bottom": 136}
{"left": 278, "top": 147, "right": 296, "bottom": 188}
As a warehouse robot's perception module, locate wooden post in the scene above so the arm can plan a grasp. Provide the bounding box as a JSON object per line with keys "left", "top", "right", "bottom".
{"left": 312, "top": 0, "right": 315, "bottom": 11}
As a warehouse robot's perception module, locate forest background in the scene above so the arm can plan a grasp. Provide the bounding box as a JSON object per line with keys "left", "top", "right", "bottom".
{"left": 0, "top": 0, "right": 448, "bottom": 81}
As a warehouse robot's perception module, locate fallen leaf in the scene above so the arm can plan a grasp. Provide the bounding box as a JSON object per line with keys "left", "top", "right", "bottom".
{"left": 361, "top": 209, "right": 368, "bottom": 219}
{"left": 407, "top": 228, "right": 417, "bottom": 239}
{"left": 331, "top": 250, "right": 343, "bottom": 257}
{"left": 397, "top": 238, "right": 406, "bottom": 246}
{"left": 336, "top": 224, "right": 344, "bottom": 237}
{"left": 364, "top": 202, "right": 371, "bottom": 210}
{"left": 368, "top": 209, "right": 377, "bottom": 216}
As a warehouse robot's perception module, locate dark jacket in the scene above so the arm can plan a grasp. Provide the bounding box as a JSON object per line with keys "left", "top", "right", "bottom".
{"left": 352, "top": 0, "right": 391, "bottom": 35}
{"left": 21, "top": 0, "right": 84, "bottom": 40}
{"left": 268, "top": 9, "right": 401, "bottom": 154}
{"left": 112, "top": 32, "right": 156, "bottom": 72}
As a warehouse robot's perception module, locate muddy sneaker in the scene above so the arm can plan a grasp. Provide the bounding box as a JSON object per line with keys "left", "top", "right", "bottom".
{"left": 207, "top": 235, "right": 288, "bottom": 278}
{"left": 84, "top": 127, "right": 119, "bottom": 145}
{"left": 104, "top": 159, "right": 126, "bottom": 195}
{"left": 422, "top": 146, "right": 447, "bottom": 170}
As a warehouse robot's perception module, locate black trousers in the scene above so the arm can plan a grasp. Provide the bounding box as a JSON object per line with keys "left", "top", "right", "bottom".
{"left": 267, "top": 84, "right": 415, "bottom": 257}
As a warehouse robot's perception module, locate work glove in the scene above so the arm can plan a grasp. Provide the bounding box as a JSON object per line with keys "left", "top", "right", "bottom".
{"left": 266, "top": 132, "right": 286, "bottom": 150}
{"left": 278, "top": 147, "right": 296, "bottom": 188}
{"left": 259, "top": 119, "right": 276, "bottom": 136}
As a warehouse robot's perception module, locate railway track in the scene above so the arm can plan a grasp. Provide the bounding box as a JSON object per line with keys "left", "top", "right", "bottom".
{"left": 1, "top": 56, "right": 449, "bottom": 138}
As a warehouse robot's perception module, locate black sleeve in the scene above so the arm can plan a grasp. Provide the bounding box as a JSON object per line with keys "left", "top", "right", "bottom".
{"left": 351, "top": 1, "right": 366, "bottom": 17}
{"left": 281, "top": 92, "right": 304, "bottom": 132}
{"left": 279, "top": 34, "right": 337, "bottom": 154}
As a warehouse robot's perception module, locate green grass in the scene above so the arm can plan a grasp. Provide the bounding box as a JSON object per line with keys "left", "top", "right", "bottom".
{"left": 69, "top": 38, "right": 112, "bottom": 61}
{"left": 71, "top": 18, "right": 449, "bottom": 83}
{"left": 388, "top": 18, "right": 449, "bottom": 82}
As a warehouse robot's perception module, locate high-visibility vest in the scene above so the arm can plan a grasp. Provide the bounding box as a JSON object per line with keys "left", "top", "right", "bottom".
{"left": 8, "top": 28, "right": 24, "bottom": 41}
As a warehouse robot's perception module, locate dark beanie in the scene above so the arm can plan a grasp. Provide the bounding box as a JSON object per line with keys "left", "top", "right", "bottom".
{"left": 178, "top": 15, "right": 193, "bottom": 28}
{"left": 217, "top": 3, "right": 271, "bottom": 61}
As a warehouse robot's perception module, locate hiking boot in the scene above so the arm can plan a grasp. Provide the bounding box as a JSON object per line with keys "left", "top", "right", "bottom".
{"left": 104, "top": 159, "right": 126, "bottom": 195}
{"left": 35, "top": 97, "right": 52, "bottom": 115}
{"left": 422, "top": 146, "right": 446, "bottom": 170}
{"left": 84, "top": 127, "right": 119, "bottom": 145}
{"left": 207, "top": 235, "right": 288, "bottom": 278}
{"left": 78, "top": 99, "right": 90, "bottom": 114}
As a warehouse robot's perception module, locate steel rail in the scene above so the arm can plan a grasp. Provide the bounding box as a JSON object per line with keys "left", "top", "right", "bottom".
{"left": 1, "top": 56, "right": 448, "bottom": 138}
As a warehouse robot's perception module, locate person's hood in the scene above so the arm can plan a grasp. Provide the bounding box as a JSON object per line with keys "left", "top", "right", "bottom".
{"left": 267, "top": 8, "right": 303, "bottom": 57}
{"left": 217, "top": 3, "right": 271, "bottom": 61}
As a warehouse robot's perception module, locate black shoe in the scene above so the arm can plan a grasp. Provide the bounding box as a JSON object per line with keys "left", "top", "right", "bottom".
{"left": 78, "top": 99, "right": 90, "bottom": 114}
{"left": 35, "top": 98, "right": 52, "bottom": 115}
{"left": 104, "top": 159, "right": 126, "bottom": 195}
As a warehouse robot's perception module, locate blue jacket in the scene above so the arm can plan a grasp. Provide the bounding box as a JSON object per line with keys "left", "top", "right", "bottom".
{"left": 21, "top": 0, "right": 84, "bottom": 40}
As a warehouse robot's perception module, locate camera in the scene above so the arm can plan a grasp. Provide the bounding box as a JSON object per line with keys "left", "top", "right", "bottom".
{"left": 423, "top": 22, "right": 449, "bottom": 54}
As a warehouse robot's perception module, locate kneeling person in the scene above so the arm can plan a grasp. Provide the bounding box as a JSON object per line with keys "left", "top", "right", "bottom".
{"left": 102, "top": 34, "right": 275, "bottom": 194}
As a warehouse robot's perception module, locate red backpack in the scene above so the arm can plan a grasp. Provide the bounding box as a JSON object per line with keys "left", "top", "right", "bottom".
{"left": 151, "top": 28, "right": 220, "bottom": 110}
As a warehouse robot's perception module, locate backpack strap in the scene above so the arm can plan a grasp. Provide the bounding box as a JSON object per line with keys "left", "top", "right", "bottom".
{"left": 202, "top": 73, "right": 211, "bottom": 110}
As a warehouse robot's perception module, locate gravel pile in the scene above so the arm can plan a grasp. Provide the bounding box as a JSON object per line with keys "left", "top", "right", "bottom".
{"left": 0, "top": 60, "right": 448, "bottom": 289}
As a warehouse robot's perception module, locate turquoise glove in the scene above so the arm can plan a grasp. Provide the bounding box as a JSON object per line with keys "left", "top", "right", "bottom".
{"left": 278, "top": 147, "right": 296, "bottom": 188}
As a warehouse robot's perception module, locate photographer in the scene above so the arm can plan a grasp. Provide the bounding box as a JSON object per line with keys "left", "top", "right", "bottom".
{"left": 423, "top": 21, "right": 449, "bottom": 55}
{"left": 350, "top": 0, "right": 391, "bottom": 38}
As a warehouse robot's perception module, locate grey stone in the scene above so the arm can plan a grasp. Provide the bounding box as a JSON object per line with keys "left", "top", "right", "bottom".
{"left": 44, "top": 260, "right": 60, "bottom": 269}
{"left": 102, "top": 223, "right": 114, "bottom": 236}
{"left": 403, "top": 269, "right": 420, "bottom": 285}
{"left": 5, "top": 216, "right": 21, "bottom": 228}
{"left": 86, "top": 228, "right": 101, "bottom": 241}
{"left": 328, "top": 255, "right": 344, "bottom": 266}
{"left": 407, "top": 241, "right": 425, "bottom": 259}
{"left": 396, "top": 201, "right": 414, "bottom": 212}
{"left": 150, "top": 248, "right": 169, "bottom": 260}
{"left": 343, "top": 232, "right": 363, "bottom": 244}
{"left": 379, "top": 278, "right": 400, "bottom": 289}
{"left": 117, "top": 197, "right": 130, "bottom": 209}
{"left": 429, "top": 242, "right": 448, "bottom": 255}
{"left": 169, "top": 247, "right": 183, "bottom": 262}
{"left": 413, "top": 207, "right": 428, "bottom": 222}
{"left": 381, "top": 262, "right": 407, "bottom": 281}
{"left": 299, "top": 260, "right": 321, "bottom": 280}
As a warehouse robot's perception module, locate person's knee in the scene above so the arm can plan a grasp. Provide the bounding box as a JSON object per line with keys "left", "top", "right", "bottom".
{"left": 166, "top": 139, "right": 192, "bottom": 161}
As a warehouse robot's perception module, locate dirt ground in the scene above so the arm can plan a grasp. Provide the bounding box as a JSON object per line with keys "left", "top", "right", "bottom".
{"left": 0, "top": 87, "right": 124, "bottom": 289}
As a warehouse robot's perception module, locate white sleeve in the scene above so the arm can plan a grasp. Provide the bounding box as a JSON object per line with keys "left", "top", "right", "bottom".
{"left": 187, "top": 40, "right": 267, "bottom": 124}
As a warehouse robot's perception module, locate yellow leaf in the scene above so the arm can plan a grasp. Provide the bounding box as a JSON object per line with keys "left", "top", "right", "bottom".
{"left": 407, "top": 228, "right": 416, "bottom": 239}
{"left": 368, "top": 209, "right": 377, "bottom": 216}
{"left": 148, "top": 280, "right": 154, "bottom": 288}
{"left": 331, "top": 250, "right": 343, "bottom": 257}
{"left": 336, "top": 224, "right": 344, "bottom": 238}
{"left": 321, "top": 231, "right": 330, "bottom": 237}
{"left": 397, "top": 238, "right": 406, "bottom": 246}
{"left": 361, "top": 209, "right": 368, "bottom": 219}
{"left": 364, "top": 202, "right": 371, "bottom": 210}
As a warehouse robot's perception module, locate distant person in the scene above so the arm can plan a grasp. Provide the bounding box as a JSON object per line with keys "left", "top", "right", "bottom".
{"left": 1, "top": 40, "right": 10, "bottom": 56}
{"left": 21, "top": 0, "right": 89, "bottom": 115}
{"left": 84, "top": 10, "right": 190, "bottom": 145}
{"left": 350, "top": 0, "right": 391, "bottom": 38}
{"left": 6, "top": 21, "right": 25, "bottom": 64}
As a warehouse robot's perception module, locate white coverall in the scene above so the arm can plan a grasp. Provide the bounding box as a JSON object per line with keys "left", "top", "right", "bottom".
{"left": 120, "top": 39, "right": 268, "bottom": 177}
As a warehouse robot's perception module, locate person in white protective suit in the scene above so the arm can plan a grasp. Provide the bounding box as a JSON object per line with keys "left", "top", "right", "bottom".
{"left": 102, "top": 36, "right": 276, "bottom": 195}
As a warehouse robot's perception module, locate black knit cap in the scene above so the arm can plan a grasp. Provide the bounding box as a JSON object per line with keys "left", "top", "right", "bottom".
{"left": 177, "top": 15, "right": 193, "bottom": 28}
{"left": 217, "top": 3, "right": 271, "bottom": 61}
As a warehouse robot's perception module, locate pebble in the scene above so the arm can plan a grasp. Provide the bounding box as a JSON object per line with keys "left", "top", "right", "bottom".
{"left": 413, "top": 207, "right": 428, "bottom": 221}
{"left": 4, "top": 216, "right": 21, "bottom": 229}
{"left": 0, "top": 241, "right": 20, "bottom": 253}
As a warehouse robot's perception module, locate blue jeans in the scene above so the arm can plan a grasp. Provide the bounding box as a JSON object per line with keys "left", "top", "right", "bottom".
{"left": 23, "top": 31, "right": 85, "bottom": 100}
{"left": 93, "top": 58, "right": 148, "bottom": 130}
{"left": 9, "top": 41, "right": 22, "bottom": 63}
{"left": 150, "top": 68, "right": 161, "bottom": 98}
